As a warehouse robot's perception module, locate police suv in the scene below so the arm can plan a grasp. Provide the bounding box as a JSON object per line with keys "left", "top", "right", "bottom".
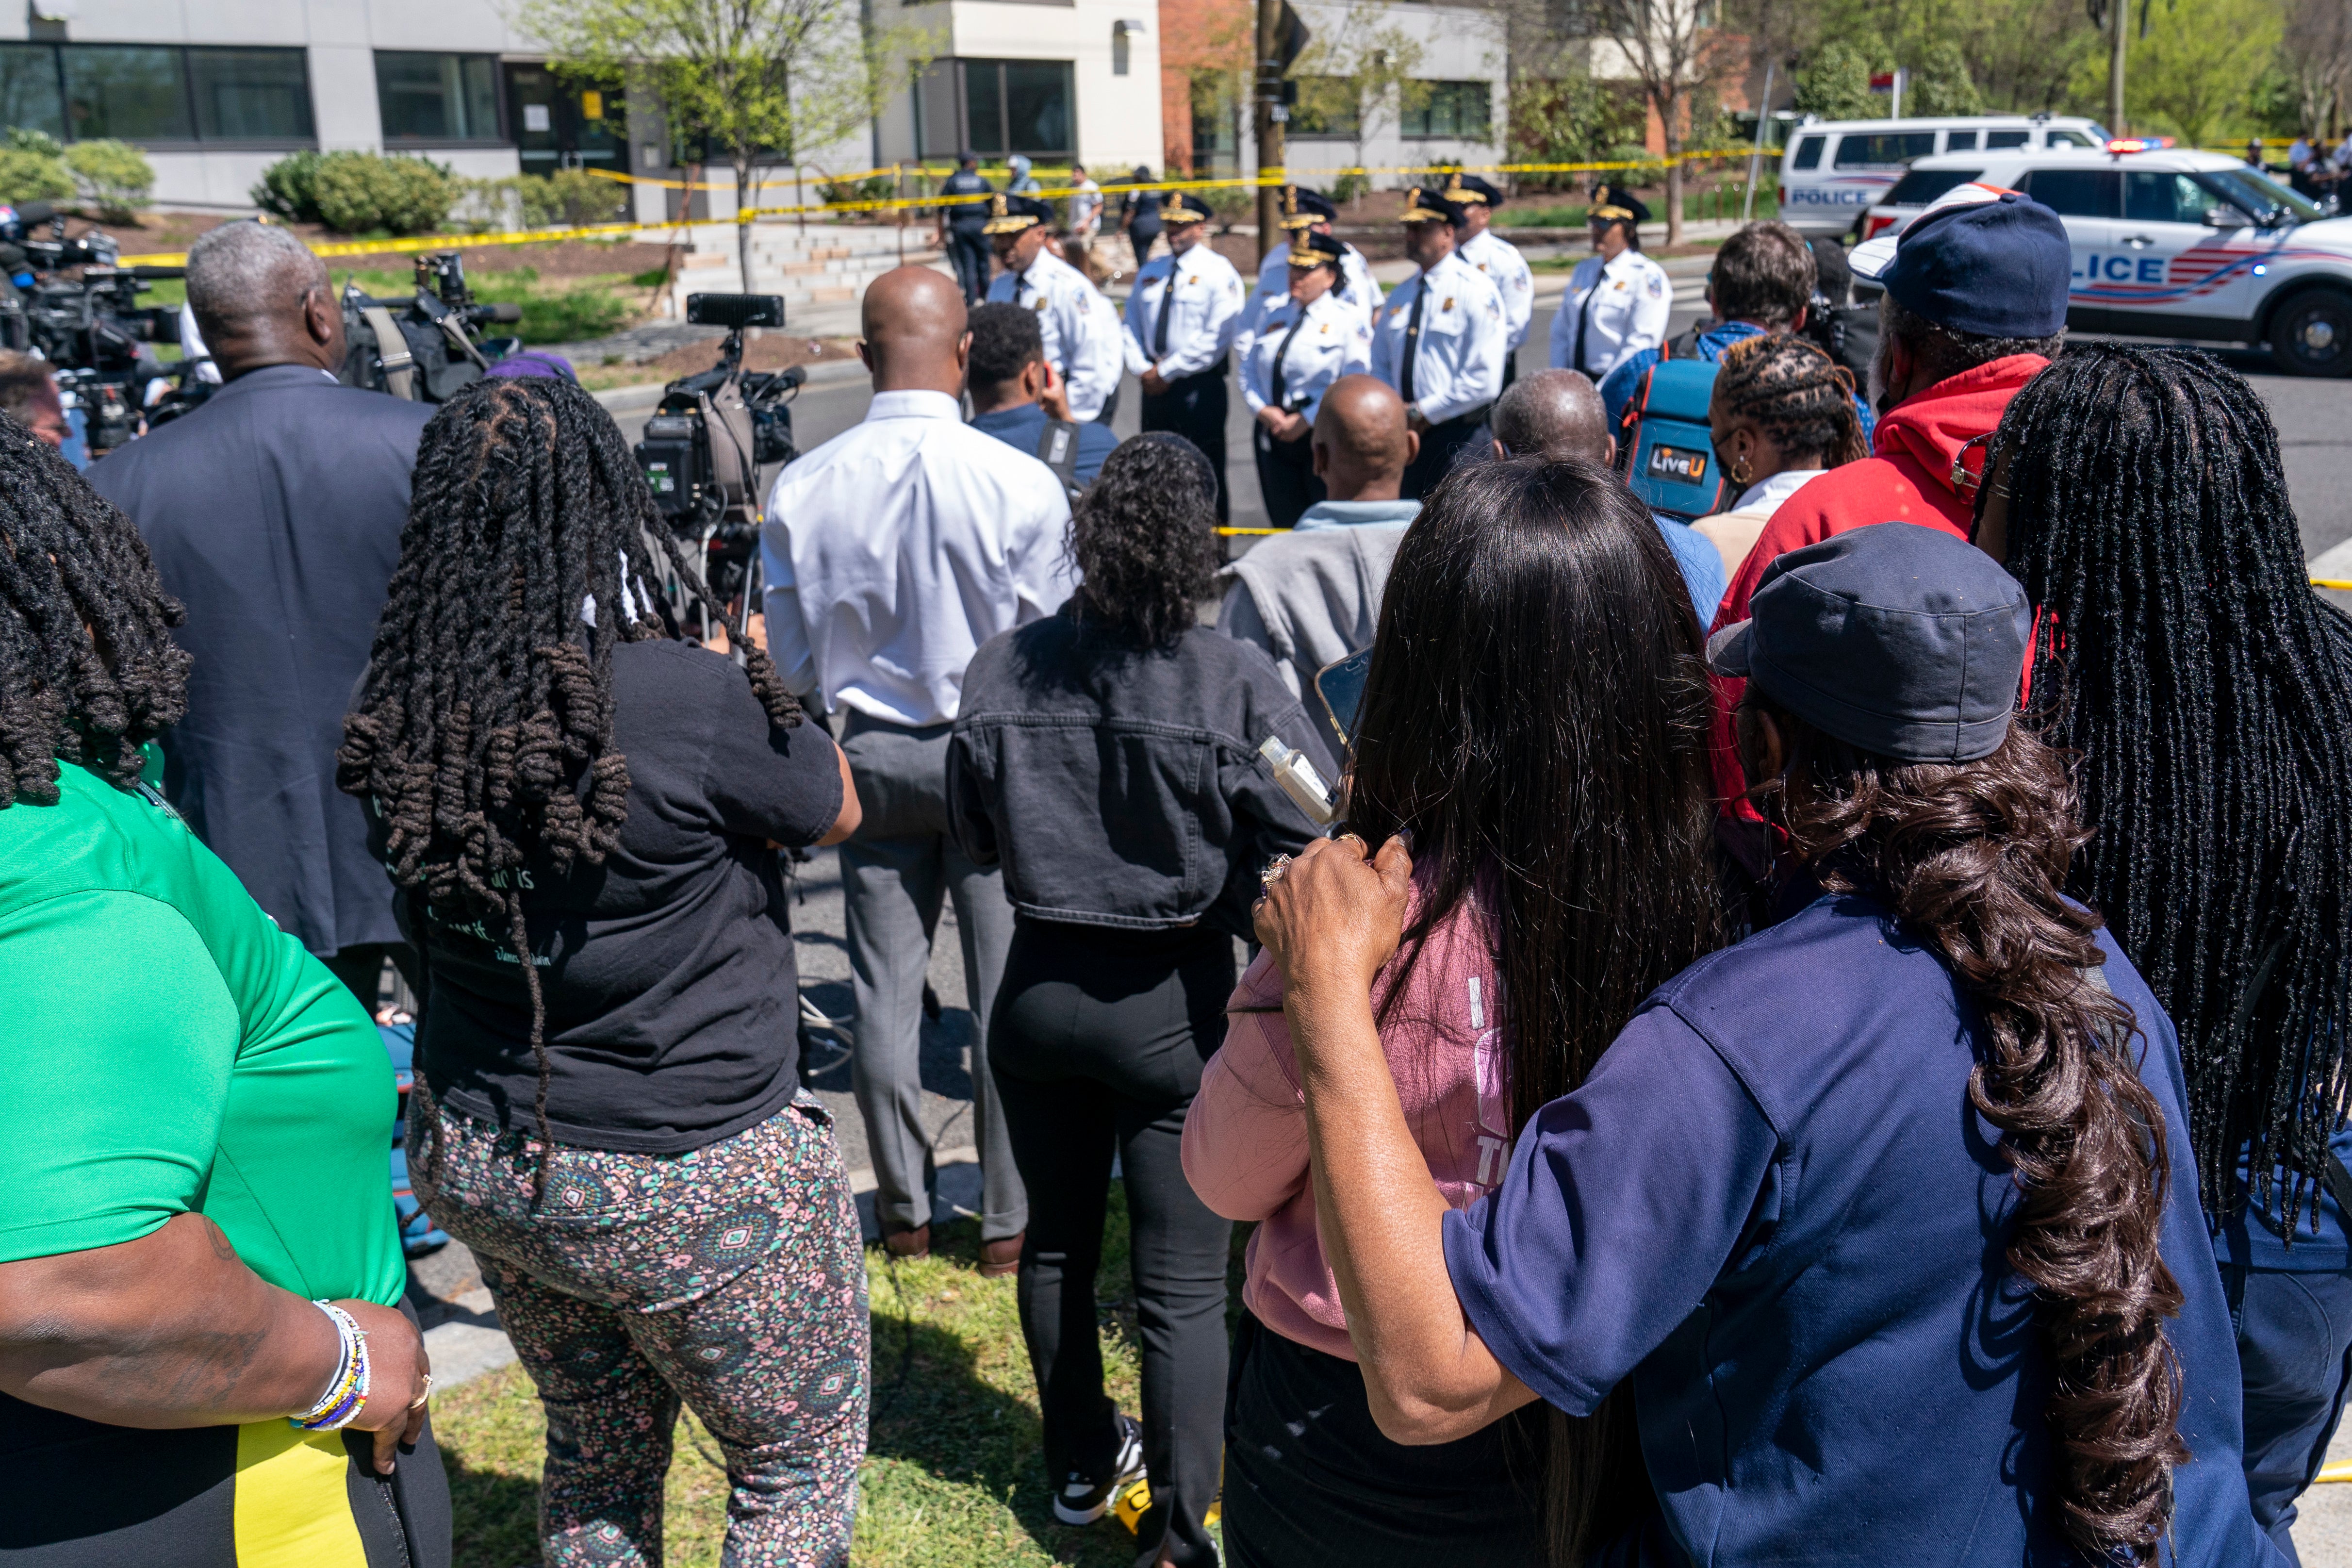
{"left": 1857, "top": 143, "right": 2352, "bottom": 376}
{"left": 1778, "top": 115, "right": 2110, "bottom": 238}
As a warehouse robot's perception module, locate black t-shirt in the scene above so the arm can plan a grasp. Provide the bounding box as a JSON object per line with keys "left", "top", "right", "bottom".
{"left": 1124, "top": 187, "right": 1164, "bottom": 227}
{"left": 375, "top": 639, "right": 843, "bottom": 1153}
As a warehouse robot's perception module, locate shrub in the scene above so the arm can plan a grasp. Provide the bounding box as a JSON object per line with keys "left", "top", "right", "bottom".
{"left": 515, "top": 168, "right": 625, "bottom": 229}
{"left": 0, "top": 146, "right": 74, "bottom": 205}
{"left": 310, "top": 152, "right": 456, "bottom": 236}
{"left": 63, "top": 139, "right": 152, "bottom": 223}
{"left": 7, "top": 128, "right": 62, "bottom": 158}
{"left": 252, "top": 150, "right": 326, "bottom": 222}
{"left": 817, "top": 172, "right": 895, "bottom": 208}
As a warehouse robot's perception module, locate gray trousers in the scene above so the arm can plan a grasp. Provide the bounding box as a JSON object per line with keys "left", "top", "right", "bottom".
{"left": 837, "top": 710, "right": 1025, "bottom": 1241}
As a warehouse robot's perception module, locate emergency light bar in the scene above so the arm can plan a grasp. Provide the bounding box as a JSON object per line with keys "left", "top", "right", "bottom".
{"left": 2105, "top": 137, "right": 2175, "bottom": 154}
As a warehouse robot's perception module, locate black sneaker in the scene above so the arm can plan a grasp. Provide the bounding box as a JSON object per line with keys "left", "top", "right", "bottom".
{"left": 1053, "top": 1414, "right": 1146, "bottom": 1525}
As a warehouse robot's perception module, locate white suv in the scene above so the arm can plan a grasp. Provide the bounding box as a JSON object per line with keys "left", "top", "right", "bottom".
{"left": 1777, "top": 115, "right": 2109, "bottom": 238}
{"left": 1857, "top": 146, "right": 2352, "bottom": 376}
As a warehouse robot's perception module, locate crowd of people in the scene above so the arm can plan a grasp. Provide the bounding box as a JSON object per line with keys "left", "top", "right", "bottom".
{"left": 1, "top": 158, "right": 2350, "bottom": 1568}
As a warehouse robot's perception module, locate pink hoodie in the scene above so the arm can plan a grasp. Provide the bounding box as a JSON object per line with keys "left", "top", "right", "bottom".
{"left": 1181, "top": 880, "right": 1507, "bottom": 1360}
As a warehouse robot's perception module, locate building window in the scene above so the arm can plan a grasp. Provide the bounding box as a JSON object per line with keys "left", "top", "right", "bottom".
{"left": 0, "top": 42, "right": 312, "bottom": 144}
{"left": 1288, "top": 75, "right": 1359, "bottom": 140}
{"left": 913, "top": 59, "right": 1074, "bottom": 158}
{"left": 1189, "top": 72, "right": 1241, "bottom": 179}
{"left": 1402, "top": 80, "right": 1490, "bottom": 140}
{"left": 375, "top": 51, "right": 502, "bottom": 144}
{"left": 504, "top": 64, "right": 626, "bottom": 176}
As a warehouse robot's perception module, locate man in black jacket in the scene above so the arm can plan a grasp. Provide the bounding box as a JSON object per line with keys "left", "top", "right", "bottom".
{"left": 90, "top": 219, "right": 435, "bottom": 1006}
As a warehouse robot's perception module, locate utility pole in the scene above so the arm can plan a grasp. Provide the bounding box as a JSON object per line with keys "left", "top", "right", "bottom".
{"left": 2106, "top": 0, "right": 2127, "bottom": 137}
{"left": 1255, "top": 0, "right": 1285, "bottom": 267}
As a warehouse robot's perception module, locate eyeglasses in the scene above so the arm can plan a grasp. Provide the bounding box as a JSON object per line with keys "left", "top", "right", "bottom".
{"left": 1950, "top": 431, "right": 2009, "bottom": 498}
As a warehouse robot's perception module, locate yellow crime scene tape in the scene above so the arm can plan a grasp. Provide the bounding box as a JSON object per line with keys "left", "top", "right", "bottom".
{"left": 114, "top": 152, "right": 1753, "bottom": 267}
{"left": 2319, "top": 1459, "right": 2352, "bottom": 1483}
{"left": 2317, "top": 579, "right": 2352, "bottom": 590}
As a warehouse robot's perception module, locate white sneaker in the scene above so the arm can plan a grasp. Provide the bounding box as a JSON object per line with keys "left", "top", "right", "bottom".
{"left": 1052, "top": 1413, "right": 1146, "bottom": 1525}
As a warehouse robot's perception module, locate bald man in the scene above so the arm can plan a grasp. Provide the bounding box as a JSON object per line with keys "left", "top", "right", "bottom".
{"left": 761, "top": 265, "right": 1074, "bottom": 1270}
{"left": 1219, "top": 375, "right": 1420, "bottom": 694}
{"left": 1489, "top": 367, "right": 1613, "bottom": 466}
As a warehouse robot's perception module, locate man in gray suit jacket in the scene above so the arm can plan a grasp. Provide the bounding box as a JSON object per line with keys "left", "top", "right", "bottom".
{"left": 91, "top": 220, "right": 435, "bottom": 1004}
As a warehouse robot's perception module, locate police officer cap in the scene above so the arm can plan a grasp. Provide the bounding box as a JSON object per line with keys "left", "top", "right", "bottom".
{"left": 1279, "top": 185, "right": 1340, "bottom": 229}
{"left": 1398, "top": 186, "right": 1464, "bottom": 225}
{"left": 1289, "top": 230, "right": 1346, "bottom": 268}
{"left": 981, "top": 193, "right": 1056, "bottom": 234}
{"left": 1706, "top": 522, "right": 2032, "bottom": 763}
{"left": 1447, "top": 173, "right": 1503, "bottom": 210}
{"left": 1162, "top": 192, "right": 1215, "bottom": 226}
{"left": 1850, "top": 184, "right": 2071, "bottom": 339}
{"left": 1591, "top": 182, "right": 1650, "bottom": 225}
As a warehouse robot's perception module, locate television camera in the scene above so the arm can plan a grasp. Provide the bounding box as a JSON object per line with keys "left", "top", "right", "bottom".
{"left": 0, "top": 201, "right": 189, "bottom": 455}
{"left": 632, "top": 292, "right": 804, "bottom": 632}
{"left": 340, "top": 252, "right": 523, "bottom": 402}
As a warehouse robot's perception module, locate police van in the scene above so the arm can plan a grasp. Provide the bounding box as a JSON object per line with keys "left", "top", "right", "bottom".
{"left": 1778, "top": 115, "right": 2109, "bottom": 238}
{"left": 1856, "top": 144, "right": 2352, "bottom": 376}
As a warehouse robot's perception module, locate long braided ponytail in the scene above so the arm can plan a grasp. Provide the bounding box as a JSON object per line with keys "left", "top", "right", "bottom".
{"left": 1711, "top": 332, "right": 1869, "bottom": 470}
{"left": 338, "top": 376, "right": 801, "bottom": 1153}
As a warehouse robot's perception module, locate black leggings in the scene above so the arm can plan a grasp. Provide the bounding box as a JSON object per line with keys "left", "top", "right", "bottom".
{"left": 990, "top": 919, "right": 1235, "bottom": 1568}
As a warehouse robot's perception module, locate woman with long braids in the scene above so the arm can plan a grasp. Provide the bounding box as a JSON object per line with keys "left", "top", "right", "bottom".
{"left": 1976, "top": 344, "right": 2352, "bottom": 1558}
{"left": 1696, "top": 331, "right": 1870, "bottom": 580}
{"left": 1250, "top": 522, "right": 2284, "bottom": 1567}
{"left": 339, "top": 375, "right": 866, "bottom": 1567}
{"left": 1183, "top": 458, "right": 1721, "bottom": 1568}
{"left": 0, "top": 418, "right": 443, "bottom": 1563}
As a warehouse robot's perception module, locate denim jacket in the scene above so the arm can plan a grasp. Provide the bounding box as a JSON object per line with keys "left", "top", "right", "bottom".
{"left": 948, "top": 610, "right": 1339, "bottom": 938}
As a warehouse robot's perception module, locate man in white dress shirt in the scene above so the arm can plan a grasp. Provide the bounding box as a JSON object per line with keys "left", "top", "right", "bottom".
{"left": 1371, "top": 184, "right": 1507, "bottom": 500}
{"left": 1122, "top": 192, "right": 1247, "bottom": 519}
{"left": 761, "top": 266, "right": 1076, "bottom": 1271}
{"left": 1238, "top": 229, "right": 1375, "bottom": 528}
{"left": 1252, "top": 185, "right": 1382, "bottom": 331}
{"left": 985, "top": 193, "right": 1124, "bottom": 422}
{"left": 1446, "top": 174, "right": 1534, "bottom": 391}
{"left": 1550, "top": 202, "right": 1672, "bottom": 383}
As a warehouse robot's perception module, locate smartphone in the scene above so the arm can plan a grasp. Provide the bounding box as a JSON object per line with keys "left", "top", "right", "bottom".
{"left": 1313, "top": 648, "right": 1371, "bottom": 754}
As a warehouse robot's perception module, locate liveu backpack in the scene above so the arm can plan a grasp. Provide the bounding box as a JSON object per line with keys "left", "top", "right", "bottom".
{"left": 1616, "top": 358, "right": 1732, "bottom": 521}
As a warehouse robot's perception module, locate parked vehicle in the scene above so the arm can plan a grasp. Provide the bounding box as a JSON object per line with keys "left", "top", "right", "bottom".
{"left": 1777, "top": 115, "right": 2109, "bottom": 238}
{"left": 1855, "top": 144, "right": 2352, "bottom": 376}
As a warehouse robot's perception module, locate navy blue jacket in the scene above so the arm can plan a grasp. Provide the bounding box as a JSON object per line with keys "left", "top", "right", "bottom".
{"left": 1445, "top": 886, "right": 2284, "bottom": 1568}
{"left": 90, "top": 364, "right": 434, "bottom": 955}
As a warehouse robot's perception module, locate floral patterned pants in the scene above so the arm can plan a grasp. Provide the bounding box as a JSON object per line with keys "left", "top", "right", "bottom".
{"left": 408, "top": 1087, "right": 869, "bottom": 1568}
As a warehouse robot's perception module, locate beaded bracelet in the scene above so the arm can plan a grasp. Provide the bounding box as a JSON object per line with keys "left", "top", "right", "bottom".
{"left": 289, "top": 1300, "right": 372, "bottom": 1432}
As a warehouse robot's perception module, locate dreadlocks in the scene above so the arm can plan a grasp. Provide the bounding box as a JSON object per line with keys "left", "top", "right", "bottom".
{"left": 1990, "top": 344, "right": 2352, "bottom": 1235}
{"left": 0, "top": 413, "right": 189, "bottom": 808}
{"left": 337, "top": 376, "right": 801, "bottom": 1150}
{"left": 1712, "top": 333, "right": 1869, "bottom": 469}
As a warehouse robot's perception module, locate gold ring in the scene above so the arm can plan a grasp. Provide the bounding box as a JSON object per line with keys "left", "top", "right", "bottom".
{"left": 1260, "top": 854, "right": 1293, "bottom": 887}
{"left": 410, "top": 1373, "right": 434, "bottom": 1410}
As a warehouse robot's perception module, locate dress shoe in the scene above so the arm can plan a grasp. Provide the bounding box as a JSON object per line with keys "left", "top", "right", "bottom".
{"left": 882, "top": 1223, "right": 930, "bottom": 1259}
{"left": 978, "top": 1231, "right": 1024, "bottom": 1277}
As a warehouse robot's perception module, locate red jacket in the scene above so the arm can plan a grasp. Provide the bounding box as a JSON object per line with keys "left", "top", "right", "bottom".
{"left": 1707, "top": 355, "right": 2049, "bottom": 814}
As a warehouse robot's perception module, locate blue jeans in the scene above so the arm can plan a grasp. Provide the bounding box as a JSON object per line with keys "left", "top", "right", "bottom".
{"left": 2226, "top": 1262, "right": 2352, "bottom": 1563}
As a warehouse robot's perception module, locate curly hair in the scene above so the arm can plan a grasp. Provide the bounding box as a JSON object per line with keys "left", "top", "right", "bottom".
{"left": 1988, "top": 344, "right": 2352, "bottom": 1238}
{"left": 0, "top": 413, "right": 190, "bottom": 808}
{"left": 338, "top": 376, "right": 801, "bottom": 1152}
{"left": 1712, "top": 333, "right": 1869, "bottom": 470}
{"left": 1761, "top": 701, "right": 2187, "bottom": 1563}
{"left": 1066, "top": 432, "right": 1219, "bottom": 649}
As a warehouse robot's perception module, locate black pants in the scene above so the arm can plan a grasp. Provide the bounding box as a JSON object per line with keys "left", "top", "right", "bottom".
{"left": 990, "top": 920, "right": 1235, "bottom": 1568}
{"left": 1401, "top": 407, "right": 1493, "bottom": 502}
{"left": 1222, "top": 1309, "right": 1545, "bottom": 1568}
{"left": 945, "top": 228, "right": 991, "bottom": 304}
{"left": 1252, "top": 422, "right": 1323, "bottom": 529}
{"left": 1129, "top": 220, "right": 1161, "bottom": 264}
{"left": 1141, "top": 364, "right": 1230, "bottom": 522}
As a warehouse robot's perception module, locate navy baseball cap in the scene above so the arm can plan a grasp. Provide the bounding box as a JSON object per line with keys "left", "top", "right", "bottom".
{"left": 1706, "top": 522, "right": 2032, "bottom": 762}
{"left": 1849, "top": 185, "right": 2071, "bottom": 339}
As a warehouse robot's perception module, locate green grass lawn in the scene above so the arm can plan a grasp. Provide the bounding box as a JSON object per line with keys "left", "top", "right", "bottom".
{"left": 135, "top": 267, "right": 640, "bottom": 347}
{"left": 436, "top": 1190, "right": 1244, "bottom": 1567}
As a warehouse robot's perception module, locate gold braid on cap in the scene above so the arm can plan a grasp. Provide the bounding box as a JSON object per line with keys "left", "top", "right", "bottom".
{"left": 1442, "top": 171, "right": 1483, "bottom": 205}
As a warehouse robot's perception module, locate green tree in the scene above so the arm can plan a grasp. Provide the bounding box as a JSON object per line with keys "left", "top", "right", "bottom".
{"left": 1509, "top": 70, "right": 1649, "bottom": 181}
{"left": 515, "top": 0, "right": 935, "bottom": 287}
{"left": 2070, "top": 0, "right": 2281, "bottom": 144}
{"left": 1793, "top": 37, "right": 1883, "bottom": 120}
{"left": 1907, "top": 39, "right": 1983, "bottom": 115}
{"left": 1293, "top": 1, "right": 1429, "bottom": 204}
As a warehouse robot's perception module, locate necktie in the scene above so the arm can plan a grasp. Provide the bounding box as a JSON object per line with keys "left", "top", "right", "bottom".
{"left": 1574, "top": 263, "right": 1602, "bottom": 379}
{"left": 1152, "top": 266, "right": 1178, "bottom": 357}
{"left": 1269, "top": 309, "right": 1307, "bottom": 409}
{"left": 1398, "top": 277, "right": 1427, "bottom": 406}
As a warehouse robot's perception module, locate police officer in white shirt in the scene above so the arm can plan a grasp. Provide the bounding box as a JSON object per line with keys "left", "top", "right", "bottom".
{"left": 1123, "top": 192, "right": 1247, "bottom": 519}
{"left": 761, "top": 265, "right": 1076, "bottom": 1272}
{"left": 985, "top": 193, "right": 1123, "bottom": 422}
{"left": 1253, "top": 185, "right": 1382, "bottom": 332}
{"left": 1549, "top": 202, "right": 1672, "bottom": 382}
{"left": 1446, "top": 174, "right": 1533, "bottom": 391}
{"left": 1240, "top": 229, "right": 1375, "bottom": 528}
{"left": 1372, "top": 185, "right": 1507, "bottom": 500}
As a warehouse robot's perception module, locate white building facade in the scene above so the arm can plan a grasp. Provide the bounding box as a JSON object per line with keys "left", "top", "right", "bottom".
{"left": 1277, "top": 0, "right": 1507, "bottom": 190}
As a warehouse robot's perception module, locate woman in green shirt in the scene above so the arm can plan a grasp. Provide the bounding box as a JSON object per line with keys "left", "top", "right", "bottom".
{"left": 0, "top": 423, "right": 442, "bottom": 1567}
